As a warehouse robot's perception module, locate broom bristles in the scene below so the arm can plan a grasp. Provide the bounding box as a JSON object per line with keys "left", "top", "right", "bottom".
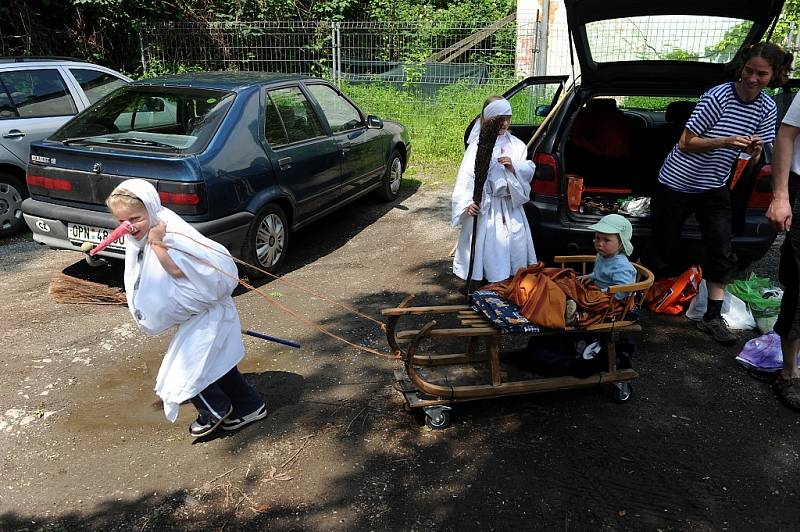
{"left": 49, "top": 273, "right": 127, "bottom": 305}
{"left": 473, "top": 115, "right": 505, "bottom": 204}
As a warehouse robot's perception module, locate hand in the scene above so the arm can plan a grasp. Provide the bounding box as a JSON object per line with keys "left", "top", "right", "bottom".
{"left": 148, "top": 220, "right": 166, "bottom": 244}
{"left": 746, "top": 135, "right": 764, "bottom": 157}
{"left": 767, "top": 197, "right": 793, "bottom": 231}
{"left": 726, "top": 135, "right": 753, "bottom": 150}
{"left": 497, "top": 156, "right": 513, "bottom": 169}
{"left": 577, "top": 274, "right": 592, "bottom": 286}
{"left": 466, "top": 202, "right": 480, "bottom": 216}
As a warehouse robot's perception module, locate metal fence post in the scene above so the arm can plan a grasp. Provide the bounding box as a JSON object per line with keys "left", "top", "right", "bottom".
{"left": 139, "top": 30, "right": 147, "bottom": 74}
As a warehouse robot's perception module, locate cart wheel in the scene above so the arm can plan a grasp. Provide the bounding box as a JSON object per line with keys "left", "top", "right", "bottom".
{"left": 423, "top": 406, "right": 451, "bottom": 430}
{"left": 612, "top": 382, "right": 632, "bottom": 403}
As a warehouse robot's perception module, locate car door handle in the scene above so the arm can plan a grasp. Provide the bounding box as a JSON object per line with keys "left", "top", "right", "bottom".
{"left": 278, "top": 157, "right": 292, "bottom": 170}
{"left": 2, "top": 129, "right": 25, "bottom": 139}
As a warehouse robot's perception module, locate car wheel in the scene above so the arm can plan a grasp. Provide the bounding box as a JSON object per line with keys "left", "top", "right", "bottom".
{"left": 374, "top": 149, "right": 403, "bottom": 202}
{"left": 243, "top": 204, "right": 289, "bottom": 278}
{"left": 0, "top": 172, "right": 27, "bottom": 238}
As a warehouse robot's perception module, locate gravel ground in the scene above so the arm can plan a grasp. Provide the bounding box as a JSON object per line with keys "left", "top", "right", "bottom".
{"left": 1, "top": 181, "right": 799, "bottom": 531}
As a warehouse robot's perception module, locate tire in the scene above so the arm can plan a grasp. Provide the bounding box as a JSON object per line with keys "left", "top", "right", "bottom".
{"left": 373, "top": 149, "right": 403, "bottom": 202}
{"left": 0, "top": 172, "right": 27, "bottom": 238}
{"left": 424, "top": 409, "right": 451, "bottom": 430}
{"left": 243, "top": 204, "right": 289, "bottom": 278}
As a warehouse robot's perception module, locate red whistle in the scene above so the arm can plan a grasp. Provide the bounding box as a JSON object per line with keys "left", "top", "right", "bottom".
{"left": 89, "top": 221, "right": 133, "bottom": 256}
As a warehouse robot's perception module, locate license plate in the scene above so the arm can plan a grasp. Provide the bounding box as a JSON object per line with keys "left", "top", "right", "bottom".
{"left": 67, "top": 223, "right": 126, "bottom": 251}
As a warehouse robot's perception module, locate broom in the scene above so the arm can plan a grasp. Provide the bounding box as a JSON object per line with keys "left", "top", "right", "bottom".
{"left": 49, "top": 272, "right": 127, "bottom": 305}
{"left": 464, "top": 115, "right": 505, "bottom": 300}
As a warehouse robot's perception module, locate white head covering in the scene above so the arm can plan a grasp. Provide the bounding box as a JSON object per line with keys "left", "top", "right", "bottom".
{"left": 111, "top": 179, "right": 162, "bottom": 249}
{"left": 466, "top": 98, "right": 513, "bottom": 145}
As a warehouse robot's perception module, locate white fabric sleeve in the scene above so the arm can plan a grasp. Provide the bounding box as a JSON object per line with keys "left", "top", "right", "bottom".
{"left": 505, "top": 136, "right": 534, "bottom": 208}
{"left": 165, "top": 231, "right": 239, "bottom": 307}
{"left": 452, "top": 143, "right": 479, "bottom": 226}
{"left": 782, "top": 92, "right": 800, "bottom": 128}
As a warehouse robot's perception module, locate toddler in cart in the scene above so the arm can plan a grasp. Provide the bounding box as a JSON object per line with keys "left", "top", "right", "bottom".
{"left": 578, "top": 213, "right": 637, "bottom": 299}
{"left": 106, "top": 179, "right": 267, "bottom": 439}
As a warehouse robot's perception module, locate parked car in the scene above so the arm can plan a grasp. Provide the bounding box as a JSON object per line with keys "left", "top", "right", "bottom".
{"left": 0, "top": 57, "right": 131, "bottom": 237}
{"left": 465, "top": 0, "right": 787, "bottom": 270}
{"left": 22, "top": 72, "right": 410, "bottom": 275}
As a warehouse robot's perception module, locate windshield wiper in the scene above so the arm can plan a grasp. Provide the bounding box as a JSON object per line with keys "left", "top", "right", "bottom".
{"left": 61, "top": 137, "right": 93, "bottom": 145}
{"left": 106, "top": 137, "right": 177, "bottom": 149}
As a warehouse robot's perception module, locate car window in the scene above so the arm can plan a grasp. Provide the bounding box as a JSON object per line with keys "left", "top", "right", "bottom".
{"left": 506, "top": 81, "right": 564, "bottom": 126}
{"left": 306, "top": 84, "right": 362, "bottom": 133}
{"left": 49, "top": 85, "right": 234, "bottom": 154}
{"left": 266, "top": 86, "right": 324, "bottom": 144}
{"left": 0, "top": 79, "right": 18, "bottom": 118}
{"left": 0, "top": 69, "right": 77, "bottom": 119}
{"left": 264, "top": 94, "right": 289, "bottom": 146}
{"left": 69, "top": 68, "right": 128, "bottom": 104}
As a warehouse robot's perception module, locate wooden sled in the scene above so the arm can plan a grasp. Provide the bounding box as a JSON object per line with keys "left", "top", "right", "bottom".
{"left": 381, "top": 256, "right": 654, "bottom": 429}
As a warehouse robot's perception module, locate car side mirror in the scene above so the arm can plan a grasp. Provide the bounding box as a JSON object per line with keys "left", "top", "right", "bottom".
{"left": 367, "top": 115, "right": 383, "bottom": 129}
{"left": 535, "top": 104, "right": 551, "bottom": 117}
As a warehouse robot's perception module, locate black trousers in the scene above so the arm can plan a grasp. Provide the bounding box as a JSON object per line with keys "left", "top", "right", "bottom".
{"left": 775, "top": 175, "right": 800, "bottom": 342}
{"left": 647, "top": 182, "right": 737, "bottom": 284}
{"left": 190, "top": 366, "right": 263, "bottom": 420}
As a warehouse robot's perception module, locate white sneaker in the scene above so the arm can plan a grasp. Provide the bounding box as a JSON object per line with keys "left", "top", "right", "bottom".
{"left": 222, "top": 403, "right": 267, "bottom": 431}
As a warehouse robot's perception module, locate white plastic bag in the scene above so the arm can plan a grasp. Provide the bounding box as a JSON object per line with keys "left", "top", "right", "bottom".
{"left": 685, "top": 280, "right": 756, "bottom": 330}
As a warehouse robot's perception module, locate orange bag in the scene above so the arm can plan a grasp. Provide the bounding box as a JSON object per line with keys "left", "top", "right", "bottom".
{"left": 645, "top": 265, "right": 703, "bottom": 315}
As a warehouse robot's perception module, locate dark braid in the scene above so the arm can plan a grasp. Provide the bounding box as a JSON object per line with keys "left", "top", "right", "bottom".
{"left": 472, "top": 116, "right": 506, "bottom": 205}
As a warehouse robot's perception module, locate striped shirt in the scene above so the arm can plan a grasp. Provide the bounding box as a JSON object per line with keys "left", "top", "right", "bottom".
{"left": 659, "top": 82, "right": 777, "bottom": 193}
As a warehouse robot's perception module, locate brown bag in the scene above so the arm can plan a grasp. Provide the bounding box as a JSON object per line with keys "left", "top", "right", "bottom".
{"left": 484, "top": 263, "right": 567, "bottom": 329}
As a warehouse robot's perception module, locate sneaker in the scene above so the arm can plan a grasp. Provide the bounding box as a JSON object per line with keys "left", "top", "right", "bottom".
{"left": 189, "top": 405, "right": 233, "bottom": 438}
{"left": 222, "top": 403, "right": 268, "bottom": 431}
{"left": 696, "top": 317, "right": 737, "bottom": 345}
{"left": 774, "top": 376, "right": 800, "bottom": 412}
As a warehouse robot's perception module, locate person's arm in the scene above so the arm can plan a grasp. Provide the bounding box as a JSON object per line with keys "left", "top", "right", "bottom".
{"left": 677, "top": 128, "right": 754, "bottom": 153}
{"left": 767, "top": 123, "right": 800, "bottom": 231}
{"left": 148, "top": 221, "right": 185, "bottom": 278}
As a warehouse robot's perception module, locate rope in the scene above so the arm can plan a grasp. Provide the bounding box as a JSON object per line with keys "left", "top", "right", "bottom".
{"left": 170, "top": 230, "right": 385, "bottom": 329}
{"left": 154, "top": 234, "right": 398, "bottom": 360}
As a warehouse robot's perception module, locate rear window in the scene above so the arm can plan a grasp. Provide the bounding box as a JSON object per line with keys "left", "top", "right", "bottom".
{"left": 49, "top": 85, "right": 235, "bottom": 154}
{"left": 585, "top": 15, "right": 754, "bottom": 64}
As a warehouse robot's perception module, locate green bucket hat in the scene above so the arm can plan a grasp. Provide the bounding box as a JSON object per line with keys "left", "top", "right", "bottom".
{"left": 588, "top": 214, "right": 633, "bottom": 256}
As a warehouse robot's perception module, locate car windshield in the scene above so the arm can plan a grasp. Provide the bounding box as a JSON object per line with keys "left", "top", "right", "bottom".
{"left": 50, "top": 85, "right": 235, "bottom": 154}
{"left": 585, "top": 15, "right": 754, "bottom": 64}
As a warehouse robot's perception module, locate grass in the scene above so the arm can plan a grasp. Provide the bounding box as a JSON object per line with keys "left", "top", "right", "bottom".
{"left": 342, "top": 80, "right": 516, "bottom": 174}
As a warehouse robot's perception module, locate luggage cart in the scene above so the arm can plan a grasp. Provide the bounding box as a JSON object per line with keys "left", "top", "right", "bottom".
{"left": 381, "top": 256, "right": 654, "bottom": 429}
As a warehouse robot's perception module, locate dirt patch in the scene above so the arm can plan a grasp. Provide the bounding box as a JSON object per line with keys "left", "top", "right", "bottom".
{"left": 1, "top": 182, "right": 798, "bottom": 531}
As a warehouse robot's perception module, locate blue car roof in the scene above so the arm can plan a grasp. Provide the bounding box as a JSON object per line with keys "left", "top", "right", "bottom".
{"left": 131, "top": 72, "right": 313, "bottom": 91}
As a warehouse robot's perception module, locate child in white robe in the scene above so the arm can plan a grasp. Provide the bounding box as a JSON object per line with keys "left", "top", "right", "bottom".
{"left": 452, "top": 97, "right": 538, "bottom": 282}
{"left": 107, "top": 179, "right": 266, "bottom": 438}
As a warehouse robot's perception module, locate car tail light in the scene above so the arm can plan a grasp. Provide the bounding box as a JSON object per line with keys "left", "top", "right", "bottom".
{"left": 747, "top": 164, "right": 772, "bottom": 210}
{"left": 156, "top": 181, "right": 206, "bottom": 215}
{"left": 26, "top": 170, "right": 73, "bottom": 192}
{"left": 532, "top": 152, "right": 559, "bottom": 197}
{"left": 158, "top": 191, "right": 201, "bottom": 205}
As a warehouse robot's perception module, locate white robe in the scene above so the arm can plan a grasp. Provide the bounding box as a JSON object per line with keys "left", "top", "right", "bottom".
{"left": 452, "top": 133, "right": 537, "bottom": 282}
{"left": 119, "top": 180, "right": 243, "bottom": 423}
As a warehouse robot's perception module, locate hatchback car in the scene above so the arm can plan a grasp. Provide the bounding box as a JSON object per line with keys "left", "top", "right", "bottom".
{"left": 21, "top": 73, "right": 409, "bottom": 275}
{"left": 0, "top": 57, "right": 131, "bottom": 237}
{"left": 466, "top": 0, "right": 787, "bottom": 271}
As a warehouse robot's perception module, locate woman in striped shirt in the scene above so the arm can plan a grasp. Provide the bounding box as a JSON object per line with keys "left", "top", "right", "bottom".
{"left": 649, "top": 42, "right": 793, "bottom": 345}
